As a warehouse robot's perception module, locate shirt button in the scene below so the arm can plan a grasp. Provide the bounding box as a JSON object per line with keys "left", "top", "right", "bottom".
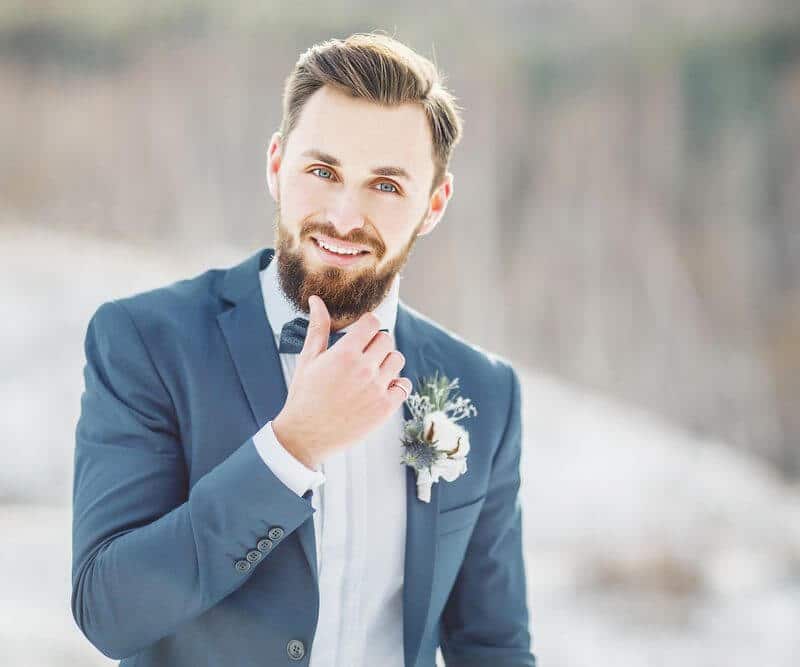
{"left": 234, "top": 559, "right": 251, "bottom": 573}
{"left": 246, "top": 549, "right": 262, "bottom": 564}
{"left": 256, "top": 537, "right": 274, "bottom": 553}
{"left": 268, "top": 526, "right": 285, "bottom": 541}
{"left": 287, "top": 639, "right": 305, "bottom": 661}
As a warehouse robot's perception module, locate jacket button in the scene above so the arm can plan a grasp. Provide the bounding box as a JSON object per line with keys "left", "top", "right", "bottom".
{"left": 234, "top": 559, "right": 251, "bottom": 573}
{"left": 256, "top": 537, "right": 274, "bottom": 553}
{"left": 287, "top": 639, "right": 305, "bottom": 661}
{"left": 268, "top": 526, "right": 285, "bottom": 541}
{"left": 246, "top": 549, "right": 262, "bottom": 563}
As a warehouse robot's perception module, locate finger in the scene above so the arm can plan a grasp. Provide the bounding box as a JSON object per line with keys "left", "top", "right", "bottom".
{"left": 363, "top": 331, "right": 394, "bottom": 368}
{"left": 299, "top": 295, "right": 330, "bottom": 361}
{"left": 378, "top": 349, "right": 406, "bottom": 385}
{"left": 336, "top": 310, "right": 383, "bottom": 355}
{"left": 387, "top": 377, "right": 412, "bottom": 402}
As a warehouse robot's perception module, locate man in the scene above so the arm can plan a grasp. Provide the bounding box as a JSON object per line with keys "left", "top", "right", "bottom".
{"left": 71, "top": 32, "right": 536, "bottom": 667}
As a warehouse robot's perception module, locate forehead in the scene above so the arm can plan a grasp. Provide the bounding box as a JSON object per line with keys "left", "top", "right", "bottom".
{"left": 286, "top": 85, "right": 434, "bottom": 184}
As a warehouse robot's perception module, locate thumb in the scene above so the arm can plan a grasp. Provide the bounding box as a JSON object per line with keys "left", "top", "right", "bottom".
{"left": 300, "top": 295, "right": 331, "bottom": 360}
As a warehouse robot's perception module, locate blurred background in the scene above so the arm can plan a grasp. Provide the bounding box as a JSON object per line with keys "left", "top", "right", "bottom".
{"left": 1, "top": 1, "right": 799, "bottom": 665}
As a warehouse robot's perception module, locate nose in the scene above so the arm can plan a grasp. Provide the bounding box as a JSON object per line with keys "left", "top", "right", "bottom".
{"left": 326, "top": 189, "right": 366, "bottom": 238}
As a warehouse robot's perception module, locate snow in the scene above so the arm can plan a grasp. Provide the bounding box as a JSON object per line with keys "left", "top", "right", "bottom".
{"left": 516, "top": 368, "right": 800, "bottom": 665}
{"left": 2, "top": 222, "right": 797, "bottom": 665}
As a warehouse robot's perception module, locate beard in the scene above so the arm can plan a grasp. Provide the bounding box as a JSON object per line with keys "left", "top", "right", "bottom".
{"left": 272, "top": 208, "right": 424, "bottom": 328}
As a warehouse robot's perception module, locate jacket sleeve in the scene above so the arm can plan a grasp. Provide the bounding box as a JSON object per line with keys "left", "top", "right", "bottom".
{"left": 439, "top": 364, "right": 537, "bottom": 667}
{"left": 71, "top": 300, "right": 315, "bottom": 660}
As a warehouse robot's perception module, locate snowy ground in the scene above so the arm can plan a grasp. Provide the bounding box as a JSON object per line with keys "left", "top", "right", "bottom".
{"left": 516, "top": 369, "right": 800, "bottom": 666}
{"left": 2, "top": 222, "right": 798, "bottom": 666}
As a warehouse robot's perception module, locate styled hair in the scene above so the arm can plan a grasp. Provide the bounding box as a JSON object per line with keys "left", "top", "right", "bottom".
{"left": 279, "top": 32, "right": 464, "bottom": 196}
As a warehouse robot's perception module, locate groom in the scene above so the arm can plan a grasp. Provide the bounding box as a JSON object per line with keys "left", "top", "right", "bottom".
{"left": 71, "top": 33, "right": 535, "bottom": 667}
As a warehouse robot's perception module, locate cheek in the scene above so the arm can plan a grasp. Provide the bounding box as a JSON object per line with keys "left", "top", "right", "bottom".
{"left": 281, "top": 178, "right": 322, "bottom": 214}
{"left": 376, "top": 201, "right": 427, "bottom": 247}
{"left": 370, "top": 203, "right": 404, "bottom": 231}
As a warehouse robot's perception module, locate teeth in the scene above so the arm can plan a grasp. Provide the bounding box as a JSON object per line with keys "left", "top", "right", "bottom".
{"left": 315, "top": 238, "right": 364, "bottom": 255}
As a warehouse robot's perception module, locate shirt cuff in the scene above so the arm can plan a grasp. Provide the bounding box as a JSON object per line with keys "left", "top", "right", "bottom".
{"left": 253, "top": 420, "right": 326, "bottom": 497}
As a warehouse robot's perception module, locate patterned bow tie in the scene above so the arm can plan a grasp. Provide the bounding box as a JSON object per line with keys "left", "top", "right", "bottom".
{"left": 278, "top": 316, "right": 388, "bottom": 354}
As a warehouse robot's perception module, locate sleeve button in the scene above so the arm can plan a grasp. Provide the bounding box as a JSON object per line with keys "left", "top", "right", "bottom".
{"left": 257, "top": 538, "right": 274, "bottom": 553}
{"left": 246, "top": 549, "right": 262, "bottom": 563}
{"left": 268, "top": 526, "right": 285, "bottom": 540}
{"left": 287, "top": 639, "right": 305, "bottom": 660}
{"left": 234, "top": 559, "right": 251, "bottom": 573}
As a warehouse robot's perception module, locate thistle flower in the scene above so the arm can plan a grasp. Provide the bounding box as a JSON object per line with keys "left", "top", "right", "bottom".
{"left": 400, "top": 372, "right": 478, "bottom": 502}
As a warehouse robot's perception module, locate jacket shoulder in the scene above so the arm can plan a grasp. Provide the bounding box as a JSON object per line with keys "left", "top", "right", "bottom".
{"left": 91, "top": 262, "right": 231, "bottom": 340}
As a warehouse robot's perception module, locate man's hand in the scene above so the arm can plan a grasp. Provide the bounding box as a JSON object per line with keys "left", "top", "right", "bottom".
{"left": 272, "top": 294, "right": 412, "bottom": 469}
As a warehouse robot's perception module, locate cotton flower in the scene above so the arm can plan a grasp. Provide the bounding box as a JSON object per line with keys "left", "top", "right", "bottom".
{"left": 401, "top": 374, "right": 477, "bottom": 503}
{"left": 419, "top": 410, "right": 470, "bottom": 494}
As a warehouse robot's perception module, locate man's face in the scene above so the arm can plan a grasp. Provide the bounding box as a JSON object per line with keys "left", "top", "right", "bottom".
{"left": 266, "top": 84, "right": 453, "bottom": 328}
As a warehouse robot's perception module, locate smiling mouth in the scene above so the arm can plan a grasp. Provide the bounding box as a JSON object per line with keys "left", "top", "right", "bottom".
{"left": 308, "top": 236, "right": 372, "bottom": 265}
{"left": 310, "top": 235, "right": 371, "bottom": 255}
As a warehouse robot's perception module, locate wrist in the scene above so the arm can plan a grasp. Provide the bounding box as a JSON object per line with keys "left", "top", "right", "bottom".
{"left": 273, "top": 413, "right": 318, "bottom": 470}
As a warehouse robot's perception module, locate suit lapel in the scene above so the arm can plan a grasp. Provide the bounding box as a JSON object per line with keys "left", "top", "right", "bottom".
{"left": 216, "top": 248, "right": 440, "bottom": 666}
{"left": 395, "top": 303, "right": 441, "bottom": 667}
{"left": 216, "top": 247, "right": 319, "bottom": 584}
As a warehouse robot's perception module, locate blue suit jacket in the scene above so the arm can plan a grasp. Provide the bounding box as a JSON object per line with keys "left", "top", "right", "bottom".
{"left": 71, "top": 247, "right": 535, "bottom": 667}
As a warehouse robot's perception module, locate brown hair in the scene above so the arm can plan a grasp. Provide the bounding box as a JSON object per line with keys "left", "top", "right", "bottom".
{"left": 279, "top": 32, "right": 464, "bottom": 196}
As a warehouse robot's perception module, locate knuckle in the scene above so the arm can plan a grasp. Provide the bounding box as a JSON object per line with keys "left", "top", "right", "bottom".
{"left": 355, "top": 362, "right": 373, "bottom": 381}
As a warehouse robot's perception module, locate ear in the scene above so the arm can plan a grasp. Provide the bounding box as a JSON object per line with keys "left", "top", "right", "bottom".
{"left": 417, "top": 172, "right": 454, "bottom": 237}
{"left": 266, "top": 131, "right": 283, "bottom": 204}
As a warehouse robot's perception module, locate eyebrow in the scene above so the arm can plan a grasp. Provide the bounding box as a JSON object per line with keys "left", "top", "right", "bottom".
{"left": 301, "top": 148, "right": 413, "bottom": 182}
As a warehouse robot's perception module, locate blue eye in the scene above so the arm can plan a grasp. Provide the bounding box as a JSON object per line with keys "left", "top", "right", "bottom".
{"left": 377, "top": 182, "right": 398, "bottom": 194}
{"left": 311, "top": 167, "right": 334, "bottom": 180}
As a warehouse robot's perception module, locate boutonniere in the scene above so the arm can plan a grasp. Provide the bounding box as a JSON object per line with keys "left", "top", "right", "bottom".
{"left": 399, "top": 371, "right": 478, "bottom": 503}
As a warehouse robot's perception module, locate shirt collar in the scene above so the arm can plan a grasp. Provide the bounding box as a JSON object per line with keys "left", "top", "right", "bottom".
{"left": 260, "top": 250, "right": 400, "bottom": 342}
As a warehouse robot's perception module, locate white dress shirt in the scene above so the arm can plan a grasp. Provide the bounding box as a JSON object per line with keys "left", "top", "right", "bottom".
{"left": 251, "top": 255, "right": 408, "bottom": 667}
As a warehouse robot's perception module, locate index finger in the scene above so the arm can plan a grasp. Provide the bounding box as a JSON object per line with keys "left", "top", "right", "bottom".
{"left": 335, "top": 311, "right": 384, "bottom": 355}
